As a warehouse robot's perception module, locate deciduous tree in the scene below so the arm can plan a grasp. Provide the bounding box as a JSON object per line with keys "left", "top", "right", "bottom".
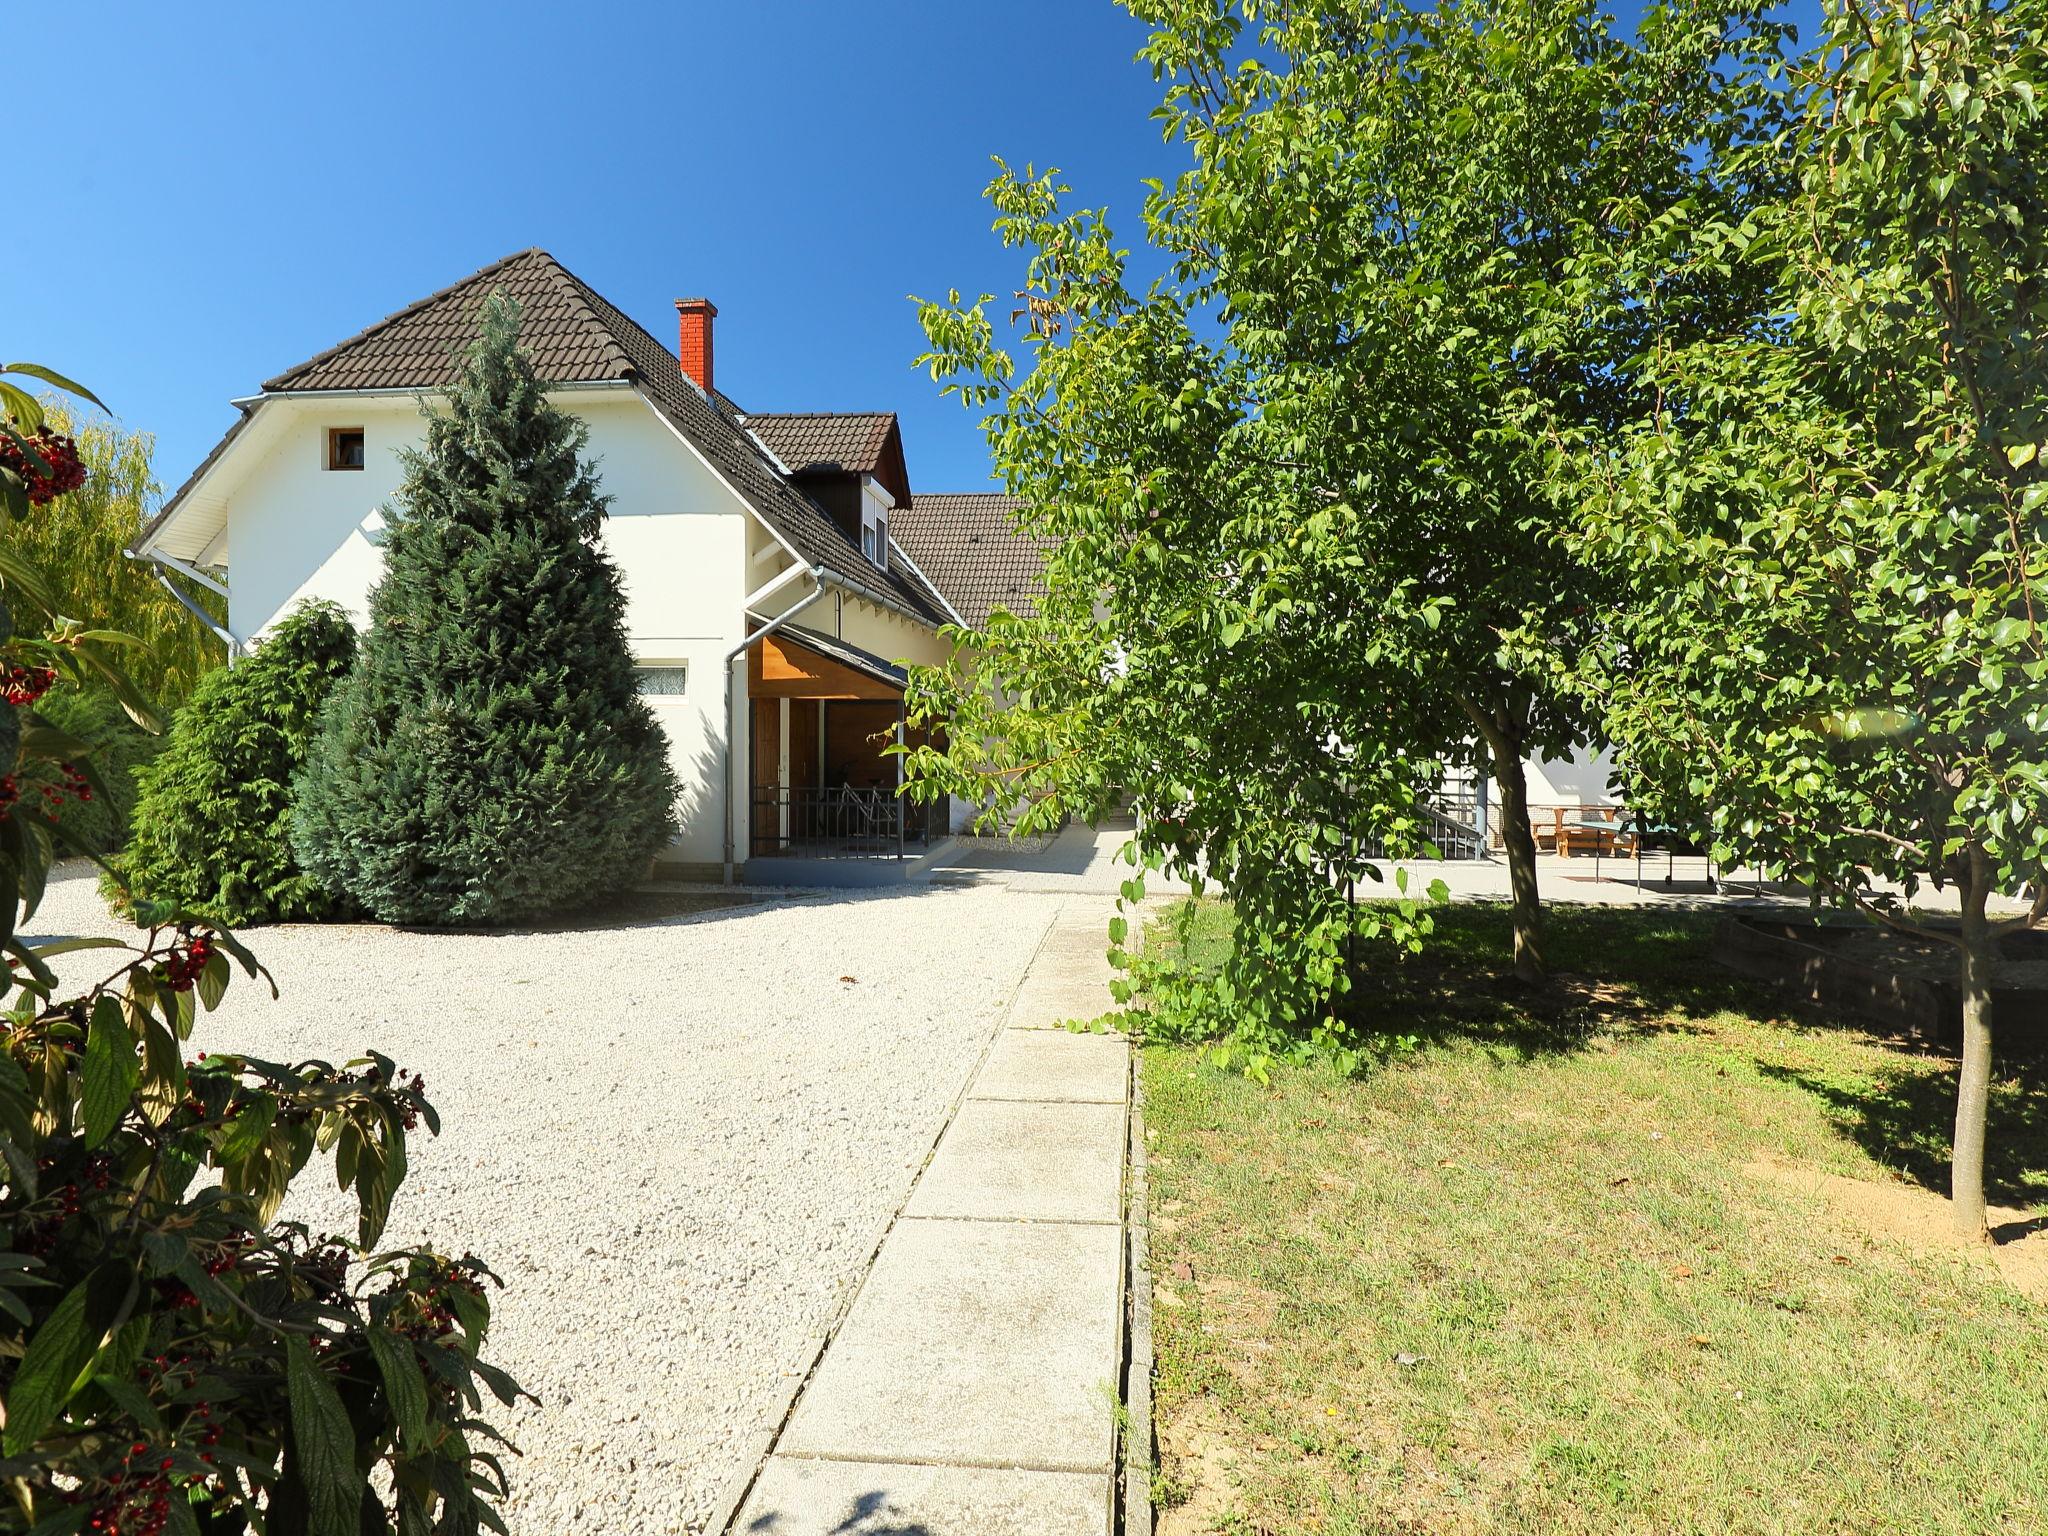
{"left": 1549, "top": 0, "right": 2048, "bottom": 1235}
{"left": 904, "top": 0, "right": 1790, "bottom": 1063}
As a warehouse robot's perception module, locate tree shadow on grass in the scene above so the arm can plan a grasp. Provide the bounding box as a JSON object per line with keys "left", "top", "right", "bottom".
{"left": 1756, "top": 1053, "right": 2048, "bottom": 1210}
{"left": 1336, "top": 904, "right": 1765, "bottom": 1063}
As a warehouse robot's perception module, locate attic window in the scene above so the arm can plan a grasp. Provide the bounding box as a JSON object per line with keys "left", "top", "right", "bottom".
{"left": 327, "top": 428, "right": 365, "bottom": 471}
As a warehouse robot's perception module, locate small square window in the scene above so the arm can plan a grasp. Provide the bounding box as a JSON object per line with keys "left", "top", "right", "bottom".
{"left": 327, "top": 428, "right": 365, "bottom": 471}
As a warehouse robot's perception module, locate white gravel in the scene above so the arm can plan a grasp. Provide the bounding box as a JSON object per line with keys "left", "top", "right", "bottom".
{"left": 29, "top": 866, "right": 1063, "bottom": 1534}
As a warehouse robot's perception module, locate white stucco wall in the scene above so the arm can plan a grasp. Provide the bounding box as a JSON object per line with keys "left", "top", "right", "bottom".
{"left": 807, "top": 587, "right": 954, "bottom": 672}
{"left": 216, "top": 389, "right": 753, "bottom": 867}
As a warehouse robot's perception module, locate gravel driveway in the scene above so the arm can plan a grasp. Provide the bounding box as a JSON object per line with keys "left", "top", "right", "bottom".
{"left": 30, "top": 867, "right": 1064, "bottom": 1534}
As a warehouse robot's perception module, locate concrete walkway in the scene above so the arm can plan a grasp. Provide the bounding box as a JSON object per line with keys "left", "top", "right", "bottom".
{"left": 727, "top": 901, "right": 1131, "bottom": 1536}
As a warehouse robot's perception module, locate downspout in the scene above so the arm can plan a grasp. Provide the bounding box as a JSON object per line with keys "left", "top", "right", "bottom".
{"left": 722, "top": 573, "right": 826, "bottom": 884}
{"left": 127, "top": 551, "right": 243, "bottom": 661}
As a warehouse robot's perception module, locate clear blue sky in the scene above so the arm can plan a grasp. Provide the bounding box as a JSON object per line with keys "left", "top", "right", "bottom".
{"left": 5, "top": 1, "right": 1169, "bottom": 498}
{"left": 7, "top": 1, "right": 1818, "bottom": 505}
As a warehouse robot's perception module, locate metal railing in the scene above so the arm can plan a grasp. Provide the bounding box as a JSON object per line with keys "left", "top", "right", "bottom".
{"left": 1352, "top": 788, "right": 1488, "bottom": 862}
{"left": 750, "top": 785, "right": 935, "bottom": 858}
{"left": 1418, "top": 798, "right": 1486, "bottom": 860}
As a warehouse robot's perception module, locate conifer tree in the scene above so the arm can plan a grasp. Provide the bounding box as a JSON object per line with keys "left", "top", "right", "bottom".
{"left": 292, "top": 294, "right": 677, "bottom": 924}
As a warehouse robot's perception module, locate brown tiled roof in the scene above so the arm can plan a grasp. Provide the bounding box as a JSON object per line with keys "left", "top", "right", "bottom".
{"left": 893, "top": 493, "right": 1049, "bottom": 629}
{"left": 149, "top": 249, "right": 946, "bottom": 626}
{"left": 746, "top": 412, "right": 896, "bottom": 478}
{"left": 262, "top": 249, "right": 631, "bottom": 391}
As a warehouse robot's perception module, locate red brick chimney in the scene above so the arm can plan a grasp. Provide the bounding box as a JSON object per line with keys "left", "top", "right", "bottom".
{"left": 674, "top": 298, "right": 717, "bottom": 394}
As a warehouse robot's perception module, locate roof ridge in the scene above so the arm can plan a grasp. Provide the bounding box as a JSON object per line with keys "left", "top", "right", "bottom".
{"left": 743, "top": 409, "right": 895, "bottom": 422}
{"left": 532, "top": 256, "right": 638, "bottom": 379}
{"left": 262, "top": 247, "right": 551, "bottom": 392}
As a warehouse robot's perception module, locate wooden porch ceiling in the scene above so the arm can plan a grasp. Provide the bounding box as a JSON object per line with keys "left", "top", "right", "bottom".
{"left": 748, "top": 630, "right": 904, "bottom": 702}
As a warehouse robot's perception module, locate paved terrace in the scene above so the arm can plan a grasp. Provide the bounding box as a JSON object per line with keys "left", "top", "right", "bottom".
{"left": 938, "top": 820, "right": 2031, "bottom": 917}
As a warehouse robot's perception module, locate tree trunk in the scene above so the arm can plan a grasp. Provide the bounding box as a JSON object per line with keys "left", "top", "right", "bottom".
{"left": 1951, "top": 871, "right": 1996, "bottom": 1240}
{"left": 1488, "top": 730, "right": 1545, "bottom": 985}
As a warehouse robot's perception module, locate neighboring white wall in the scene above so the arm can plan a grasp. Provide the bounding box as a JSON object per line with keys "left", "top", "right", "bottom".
{"left": 1525, "top": 745, "right": 1617, "bottom": 806}
{"left": 219, "top": 390, "right": 751, "bottom": 867}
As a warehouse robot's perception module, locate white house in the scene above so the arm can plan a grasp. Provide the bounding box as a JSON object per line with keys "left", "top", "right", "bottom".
{"left": 135, "top": 247, "right": 1617, "bottom": 881}
{"left": 133, "top": 249, "right": 1045, "bottom": 880}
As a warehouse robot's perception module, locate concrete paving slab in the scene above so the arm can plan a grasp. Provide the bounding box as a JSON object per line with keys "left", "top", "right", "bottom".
{"left": 905, "top": 1099, "right": 1125, "bottom": 1223}
{"left": 735, "top": 1457, "right": 1108, "bottom": 1536}
{"left": 1038, "top": 924, "right": 1114, "bottom": 955}
{"left": 779, "top": 1219, "right": 1122, "bottom": 1472}
{"left": 972, "top": 1029, "right": 1129, "bottom": 1103}
{"left": 1007, "top": 975, "right": 1119, "bottom": 1027}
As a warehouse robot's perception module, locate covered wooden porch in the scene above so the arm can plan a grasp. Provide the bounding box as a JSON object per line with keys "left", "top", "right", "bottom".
{"left": 747, "top": 626, "right": 943, "bottom": 859}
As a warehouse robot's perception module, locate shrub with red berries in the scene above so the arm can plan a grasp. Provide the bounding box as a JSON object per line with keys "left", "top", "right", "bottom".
{"left": 0, "top": 367, "right": 523, "bottom": 1536}
{"left": 0, "top": 923, "right": 526, "bottom": 1535}
{"left": 0, "top": 425, "right": 86, "bottom": 507}
{"left": 0, "top": 661, "right": 55, "bottom": 705}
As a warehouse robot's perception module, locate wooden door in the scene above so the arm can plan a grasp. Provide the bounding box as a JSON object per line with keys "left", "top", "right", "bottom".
{"left": 750, "top": 699, "right": 782, "bottom": 850}
{"left": 789, "top": 699, "right": 821, "bottom": 794}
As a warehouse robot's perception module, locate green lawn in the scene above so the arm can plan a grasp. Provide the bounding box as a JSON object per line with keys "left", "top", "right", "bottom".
{"left": 1141, "top": 903, "right": 2048, "bottom": 1535}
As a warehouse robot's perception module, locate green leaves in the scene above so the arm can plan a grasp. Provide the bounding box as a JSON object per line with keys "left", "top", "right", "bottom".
{"left": 80, "top": 994, "right": 139, "bottom": 1147}
{"left": 4, "top": 1263, "right": 131, "bottom": 1455}
{"left": 285, "top": 1337, "right": 363, "bottom": 1536}
{"left": 119, "top": 600, "right": 358, "bottom": 926}
{"left": 1548, "top": 0, "right": 2048, "bottom": 1198}
{"left": 0, "top": 363, "right": 106, "bottom": 416}
{"left": 367, "top": 1327, "right": 431, "bottom": 1448}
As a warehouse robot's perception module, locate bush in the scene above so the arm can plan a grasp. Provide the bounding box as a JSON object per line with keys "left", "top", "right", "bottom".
{"left": 118, "top": 601, "right": 357, "bottom": 924}
{"left": 30, "top": 682, "right": 168, "bottom": 851}
{"left": 292, "top": 293, "right": 677, "bottom": 925}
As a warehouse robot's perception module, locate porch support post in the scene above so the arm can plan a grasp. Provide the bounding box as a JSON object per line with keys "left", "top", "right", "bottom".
{"left": 896, "top": 695, "right": 907, "bottom": 860}
{"left": 778, "top": 697, "right": 792, "bottom": 845}
{"left": 1476, "top": 756, "right": 1491, "bottom": 855}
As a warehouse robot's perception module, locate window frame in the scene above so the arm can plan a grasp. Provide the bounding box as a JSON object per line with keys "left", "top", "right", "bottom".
{"left": 326, "top": 427, "right": 366, "bottom": 472}
{"left": 634, "top": 662, "right": 690, "bottom": 697}
{"left": 861, "top": 506, "right": 889, "bottom": 571}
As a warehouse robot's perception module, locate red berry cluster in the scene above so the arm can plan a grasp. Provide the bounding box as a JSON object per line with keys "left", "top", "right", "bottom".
{"left": 0, "top": 662, "right": 56, "bottom": 705}
{"left": 84, "top": 1466, "right": 173, "bottom": 1536}
{"left": 0, "top": 426, "right": 87, "bottom": 506}
{"left": 397, "top": 1067, "right": 426, "bottom": 1131}
{"left": 398, "top": 1259, "right": 485, "bottom": 1341}
{"left": 84, "top": 1400, "right": 227, "bottom": 1536}
{"left": 33, "top": 761, "right": 92, "bottom": 814}
{"left": 18, "top": 1155, "right": 115, "bottom": 1254}
{"left": 200, "top": 1234, "right": 251, "bottom": 1278}
{"left": 149, "top": 1277, "right": 201, "bottom": 1312}
{"left": 159, "top": 935, "right": 213, "bottom": 993}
